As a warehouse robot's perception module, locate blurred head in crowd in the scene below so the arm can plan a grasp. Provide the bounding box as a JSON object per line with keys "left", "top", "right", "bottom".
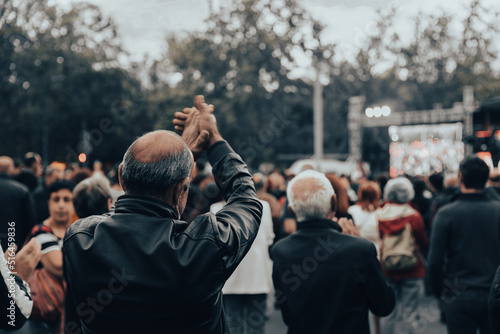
{"left": 73, "top": 174, "right": 112, "bottom": 218}
{"left": 14, "top": 169, "right": 38, "bottom": 191}
{"left": 47, "top": 180, "right": 76, "bottom": 226}
{"left": 119, "top": 130, "right": 193, "bottom": 218}
{"left": 459, "top": 156, "right": 489, "bottom": 191}
{"left": 428, "top": 173, "right": 444, "bottom": 193}
{"left": 356, "top": 181, "right": 381, "bottom": 212}
{"left": 489, "top": 172, "right": 500, "bottom": 188}
{"left": 267, "top": 170, "right": 286, "bottom": 199}
{"left": 444, "top": 174, "right": 459, "bottom": 189}
{"left": 68, "top": 167, "right": 92, "bottom": 185}
{"left": 375, "top": 173, "right": 390, "bottom": 197}
{"left": 283, "top": 169, "right": 295, "bottom": 181}
{"left": 384, "top": 177, "right": 415, "bottom": 204}
{"left": 325, "top": 173, "right": 349, "bottom": 217}
{"left": 253, "top": 173, "right": 266, "bottom": 192}
{"left": 0, "top": 156, "right": 15, "bottom": 175}
{"left": 45, "top": 164, "right": 64, "bottom": 187}
{"left": 412, "top": 177, "right": 427, "bottom": 196}
{"left": 287, "top": 170, "right": 335, "bottom": 222}
{"left": 24, "top": 152, "right": 43, "bottom": 179}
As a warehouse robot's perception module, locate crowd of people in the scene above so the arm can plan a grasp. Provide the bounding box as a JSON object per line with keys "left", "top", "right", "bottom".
{"left": 0, "top": 95, "right": 499, "bottom": 334}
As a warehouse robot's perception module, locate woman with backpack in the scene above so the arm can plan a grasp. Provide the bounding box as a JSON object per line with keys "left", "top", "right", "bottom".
{"left": 376, "top": 177, "right": 428, "bottom": 334}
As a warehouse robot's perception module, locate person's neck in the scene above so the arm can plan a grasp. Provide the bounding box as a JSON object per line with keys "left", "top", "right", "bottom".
{"left": 45, "top": 218, "right": 69, "bottom": 238}
{"left": 460, "top": 185, "right": 483, "bottom": 194}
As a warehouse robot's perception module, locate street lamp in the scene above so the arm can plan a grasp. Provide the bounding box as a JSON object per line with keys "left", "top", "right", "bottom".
{"left": 365, "top": 105, "right": 391, "bottom": 118}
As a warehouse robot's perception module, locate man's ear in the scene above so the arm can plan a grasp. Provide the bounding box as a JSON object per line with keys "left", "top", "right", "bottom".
{"left": 174, "top": 177, "right": 190, "bottom": 201}
{"left": 118, "top": 164, "right": 126, "bottom": 193}
{"left": 288, "top": 205, "right": 296, "bottom": 219}
{"left": 330, "top": 194, "right": 337, "bottom": 214}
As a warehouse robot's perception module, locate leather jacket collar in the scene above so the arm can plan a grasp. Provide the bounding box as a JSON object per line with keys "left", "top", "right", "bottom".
{"left": 114, "top": 194, "right": 178, "bottom": 219}
{"left": 297, "top": 218, "right": 342, "bottom": 232}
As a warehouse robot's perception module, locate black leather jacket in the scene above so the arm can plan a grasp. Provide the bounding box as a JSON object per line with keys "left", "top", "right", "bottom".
{"left": 63, "top": 141, "right": 263, "bottom": 333}
{"left": 271, "top": 219, "right": 395, "bottom": 334}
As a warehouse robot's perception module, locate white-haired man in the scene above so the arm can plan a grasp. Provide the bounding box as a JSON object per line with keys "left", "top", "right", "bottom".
{"left": 271, "top": 170, "right": 395, "bottom": 334}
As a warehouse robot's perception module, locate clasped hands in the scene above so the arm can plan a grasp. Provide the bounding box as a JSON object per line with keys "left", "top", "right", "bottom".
{"left": 173, "top": 95, "right": 223, "bottom": 160}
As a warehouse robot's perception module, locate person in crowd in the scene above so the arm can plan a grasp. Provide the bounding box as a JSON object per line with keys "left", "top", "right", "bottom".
{"left": 72, "top": 173, "right": 113, "bottom": 218}
{"left": 487, "top": 172, "right": 500, "bottom": 196}
{"left": 63, "top": 95, "right": 263, "bottom": 333}
{"left": 33, "top": 165, "right": 64, "bottom": 223}
{"left": 271, "top": 170, "right": 395, "bottom": 334}
{"left": 375, "top": 173, "right": 390, "bottom": 199}
{"left": 428, "top": 156, "right": 500, "bottom": 334}
{"left": 253, "top": 172, "right": 281, "bottom": 237}
{"left": 410, "top": 177, "right": 431, "bottom": 225}
{"left": 211, "top": 190, "right": 274, "bottom": 334}
{"left": 14, "top": 169, "right": 39, "bottom": 192}
{"left": 377, "top": 177, "right": 428, "bottom": 334}
{"left": 348, "top": 180, "right": 382, "bottom": 255}
{"left": 106, "top": 164, "right": 125, "bottom": 204}
{"left": 278, "top": 165, "right": 315, "bottom": 238}
{"left": 410, "top": 177, "right": 431, "bottom": 258}
{"left": 341, "top": 175, "right": 358, "bottom": 205}
{"left": 0, "top": 156, "right": 36, "bottom": 251}
{"left": 66, "top": 167, "right": 92, "bottom": 185}
{"left": 427, "top": 173, "right": 446, "bottom": 231}
{"left": 325, "top": 173, "right": 354, "bottom": 220}
{"left": 267, "top": 170, "right": 286, "bottom": 202}
{"left": 181, "top": 160, "right": 219, "bottom": 222}
{"left": 0, "top": 238, "right": 42, "bottom": 331}
{"left": 23, "top": 152, "right": 43, "bottom": 181}
{"left": 22, "top": 180, "right": 75, "bottom": 333}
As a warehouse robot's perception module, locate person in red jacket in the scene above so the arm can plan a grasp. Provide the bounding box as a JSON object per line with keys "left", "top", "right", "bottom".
{"left": 377, "top": 177, "right": 428, "bottom": 334}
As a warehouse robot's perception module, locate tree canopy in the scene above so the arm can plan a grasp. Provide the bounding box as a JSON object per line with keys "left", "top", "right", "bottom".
{"left": 1, "top": 0, "right": 499, "bottom": 172}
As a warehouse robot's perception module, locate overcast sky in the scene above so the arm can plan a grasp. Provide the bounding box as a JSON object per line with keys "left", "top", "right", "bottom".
{"left": 52, "top": 0, "right": 499, "bottom": 63}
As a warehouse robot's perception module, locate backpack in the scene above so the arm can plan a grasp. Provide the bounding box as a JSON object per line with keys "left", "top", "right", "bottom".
{"left": 381, "top": 223, "right": 418, "bottom": 272}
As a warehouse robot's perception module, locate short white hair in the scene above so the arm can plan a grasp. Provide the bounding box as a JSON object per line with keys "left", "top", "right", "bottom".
{"left": 384, "top": 177, "right": 414, "bottom": 204}
{"left": 287, "top": 170, "right": 335, "bottom": 222}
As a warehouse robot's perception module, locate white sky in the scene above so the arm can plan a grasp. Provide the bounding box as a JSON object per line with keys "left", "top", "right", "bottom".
{"left": 52, "top": 0, "right": 500, "bottom": 64}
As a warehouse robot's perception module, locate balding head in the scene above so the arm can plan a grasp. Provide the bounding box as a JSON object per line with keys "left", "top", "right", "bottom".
{"left": 119, "top": 130, "right": 193, "bottom": 200}
{"left": 287, "top": 170, "right": 335, "bottom": 222}
{"left": 0, "top": 156, "right": 15, "bottom": 175}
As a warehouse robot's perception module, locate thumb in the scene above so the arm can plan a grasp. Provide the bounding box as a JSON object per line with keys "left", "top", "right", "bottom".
{"left": 193, "top": 130, "right": 210, "bottom": 151}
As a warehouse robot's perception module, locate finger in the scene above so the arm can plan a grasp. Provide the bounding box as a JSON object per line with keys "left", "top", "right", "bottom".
{"left": 172, "top": 119, "right": 186, "bottom": 126}
{"left": 183, "top": 107, "right": 195, "bottom": 115}
{"left": 195, "top": 95, "right": 214, "bottom": 114}
{"left": 194, "top": 95, "right": 205, "bottom": 109}
{"left": 175, "top": 111, "right": 189, "bottom": 120}
{"left": 207, "top": 104, "right": 215, "bottom": 114}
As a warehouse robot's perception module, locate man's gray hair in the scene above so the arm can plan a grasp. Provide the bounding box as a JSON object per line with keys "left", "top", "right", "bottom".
{"left": 120, "top": 133, "right": 192, "bottom": 199}
{"left": 287, "top": 170, "right": 335, "bottom": 222}
{"left": 73, "top": 173, "right": 112, "bottom": 218}
{"left": 383, "top": 177, "right": 414, "bottom": 204}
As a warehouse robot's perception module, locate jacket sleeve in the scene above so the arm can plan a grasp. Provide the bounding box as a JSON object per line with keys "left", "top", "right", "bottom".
{"left": 361, "top": 243, "right": 396, "bottom": 316}
{"left": 0, "top": 247, "right": 31, "bottom": 330}
{"left": 205, "top": 141, "right": 263, "bottom": 272}
{"left": 426, "top": 209, "right": 449, "bottom": 298}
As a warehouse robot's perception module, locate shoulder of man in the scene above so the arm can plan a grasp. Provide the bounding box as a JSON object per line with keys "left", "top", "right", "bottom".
{"left": 64, "top": 215, "right": 105, "bottom": 243}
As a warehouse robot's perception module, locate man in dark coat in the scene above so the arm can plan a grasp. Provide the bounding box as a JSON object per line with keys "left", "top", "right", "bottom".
{"left": 271, "top": 170, "right": 395, "bottom": 334}
{"left": 428, "top": 156, "right": 500, "bottom": 334}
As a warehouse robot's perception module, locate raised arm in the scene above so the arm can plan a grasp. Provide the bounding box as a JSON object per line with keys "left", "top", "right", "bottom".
{"left": 175, "top": 95, "right": 263, "bottom": 272}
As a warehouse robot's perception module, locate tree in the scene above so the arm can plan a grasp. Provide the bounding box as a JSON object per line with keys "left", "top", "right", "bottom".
{"left": 0, "top": 0, "right": 151, "bottom": 165}
{"left": 147, "top": 0, "right": 337, "bottom": 168}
